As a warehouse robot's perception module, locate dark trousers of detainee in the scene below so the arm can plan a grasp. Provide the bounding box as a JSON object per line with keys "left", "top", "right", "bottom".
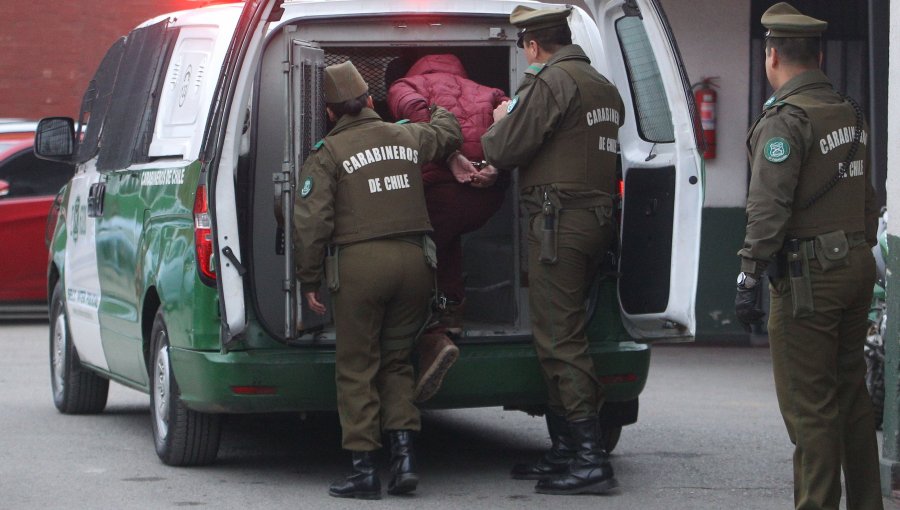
{"left": 527, "top": 207, "right": 615, "bottom": 420}
{"left": 332, "top": 238, "right": 432, "bottom": 451}
{"left": 768, "top": 244, "right": 883, "bottom": 510}
{"left": 425, "top": 181, "right": 506, "bottom": 303}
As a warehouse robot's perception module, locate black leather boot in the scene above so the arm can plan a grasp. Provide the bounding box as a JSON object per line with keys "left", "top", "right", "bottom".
{"left": 328, "top": 451, "right": 382, "bottom": 499}
{"left": 535, "top": 417, "right": 618, "bottom": 495}
{"left": 511, "top": 412, "right": 576, "bottom": 480}
{"left": 387, "top": 430, "right": 419, "bottom": 495}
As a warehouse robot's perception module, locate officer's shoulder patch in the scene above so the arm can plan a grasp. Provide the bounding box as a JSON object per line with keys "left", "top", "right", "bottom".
{"left": 395, "top": 119, "right": 410, "bottom": 125}
{"left": 763, "top": 137, "right": 790, "bottom": 163}
{"left": 506, "top": 95, "right": 520, "bottom": 114}
{"left": 763, "top": 95, "right": 777, "bottom": 109}
{"left": 312, "top": 139, "right": 324, "bottom": 151}
{"left": 300, "top": 176, "right": 313, "bottom": 198}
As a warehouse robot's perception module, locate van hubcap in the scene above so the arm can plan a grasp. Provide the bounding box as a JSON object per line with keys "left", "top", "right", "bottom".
{"left": 52, "top": 314, "right": 66, "bottom": 400}
{"left": 153, "top": 336, "right": 170, "bottom": 441}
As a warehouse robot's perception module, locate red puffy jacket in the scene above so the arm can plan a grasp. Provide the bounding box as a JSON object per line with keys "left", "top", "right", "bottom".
{"left": 388, "top": 54, "right": 508, "bottom": 185}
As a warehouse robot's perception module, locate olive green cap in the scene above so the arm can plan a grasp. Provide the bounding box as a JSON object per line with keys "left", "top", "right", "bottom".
{"left": 510, "top": 5, "right": 572, "bottom": 48}
{"left": 323, "top": 61, "right": 368, "bottom": 103}
{"left": 762, "top": 2, "right": 827, "bottom": 38}
{"left": 510, "top": 5, "right": 572, "bottom": 31}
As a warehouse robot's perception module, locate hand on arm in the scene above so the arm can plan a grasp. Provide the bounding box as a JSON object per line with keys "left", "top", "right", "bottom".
{"left": 493, "top": 101, "right": 510, "bottom": 123}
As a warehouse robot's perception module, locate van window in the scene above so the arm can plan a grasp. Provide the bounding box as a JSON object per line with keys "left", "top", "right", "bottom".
{"left": 75, "top": 39, "right": 125, "bottom": 164}
{"left": 97, "top": 20, "right": 173, "bottom": 171}
{"left": 615, "top": 16, "right": 675, "bottom": 143}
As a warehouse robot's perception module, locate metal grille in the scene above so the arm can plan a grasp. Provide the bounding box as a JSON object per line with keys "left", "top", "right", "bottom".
{"left": 324, "top": 47, "right": 407, "bottom": 101}
{"left": 297, "top": 61, "right": 325, "bottom": 164}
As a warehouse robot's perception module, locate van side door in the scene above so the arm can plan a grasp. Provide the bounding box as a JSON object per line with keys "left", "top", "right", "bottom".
{"left": 63, "top": 39, "right": 126, "bottom": 372}
{"left": 92, "top": 19, "right": 175, "bottom": 384}
{"left": 580, "top": 0, "right": 704, "bottom": 340}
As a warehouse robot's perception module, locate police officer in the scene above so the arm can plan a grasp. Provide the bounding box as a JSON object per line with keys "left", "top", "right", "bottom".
{"left": 481, "top": 5, "right": 623, "bottom": 496}
{"left": 294, "top": 61, "right": 462, "bottom": 499}
{"left": 735, "top": 3, "right": 882, "bottom": 509}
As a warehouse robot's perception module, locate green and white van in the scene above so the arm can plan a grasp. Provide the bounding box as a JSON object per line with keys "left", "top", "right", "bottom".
{"left": 35, "top": 0, "right": 704, "bottom": 466}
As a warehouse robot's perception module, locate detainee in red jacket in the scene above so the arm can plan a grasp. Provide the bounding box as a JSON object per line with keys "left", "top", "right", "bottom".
{"left": 387, "top": 53, "right": 508, "bottom": 402}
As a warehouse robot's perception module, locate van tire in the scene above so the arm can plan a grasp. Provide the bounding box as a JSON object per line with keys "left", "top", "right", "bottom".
{"left": 599, "top": 426, "right": 621, "bottom": 453}
{"left": 150, "top": 310, "right": 221, "bottom": 466}
{"left": 50, "top": 283, "right": 109, "bottom": 414}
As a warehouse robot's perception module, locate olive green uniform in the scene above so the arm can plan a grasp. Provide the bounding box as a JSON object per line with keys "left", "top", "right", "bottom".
{"left": 482, "top": 44, "right": 624, "bottom": 420}
{"left": 295, "top": 106, "right": 461, "bottom": 451}
{"left": 740, "top": 69, "right": 882, "bottom": 509}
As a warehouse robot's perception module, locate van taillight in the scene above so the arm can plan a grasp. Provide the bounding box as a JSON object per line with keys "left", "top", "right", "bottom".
{"left": 194, "top": 185, "right": 215, "bottom": 281}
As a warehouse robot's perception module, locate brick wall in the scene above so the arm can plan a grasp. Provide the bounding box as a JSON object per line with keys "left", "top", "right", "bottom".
{"left": 0, "top": 0, "right": 200, "bottom": 120}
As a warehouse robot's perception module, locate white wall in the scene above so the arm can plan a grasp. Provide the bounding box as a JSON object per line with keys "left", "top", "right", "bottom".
{"left": 659, "top": 0, "right": 751, "bottom": 208}
{"left": 889, "top": 0, "right": 900, "bottom": 232}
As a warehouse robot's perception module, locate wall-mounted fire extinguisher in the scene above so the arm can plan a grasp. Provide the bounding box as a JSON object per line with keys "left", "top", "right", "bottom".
{"left": 692, "top": 77, "right": 719, "bottom": 159}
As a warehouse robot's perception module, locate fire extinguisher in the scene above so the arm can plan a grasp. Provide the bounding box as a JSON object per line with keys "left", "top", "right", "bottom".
{"left": 692, "top": 77, "right": 719, "bottom": 159}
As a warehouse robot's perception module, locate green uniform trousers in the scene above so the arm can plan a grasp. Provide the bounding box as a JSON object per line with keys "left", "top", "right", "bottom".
{"left": 768, "top": 244, "right": 883, "bottom": 510}
{"left": 527, "top": 207, "right": 615, "bottom": 420}
{"left": 332, "top": 238, "right": 432, "bottom": 451}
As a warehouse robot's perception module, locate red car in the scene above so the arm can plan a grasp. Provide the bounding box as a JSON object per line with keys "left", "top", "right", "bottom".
{"left": 0, "top": 125, "right": 74, "bottom": 318}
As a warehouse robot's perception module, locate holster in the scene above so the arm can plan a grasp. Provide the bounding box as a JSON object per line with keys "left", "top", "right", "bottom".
{"left": 785, "top": 238, "right": 814, "bottom": 318}
{"left": 324, "top": 245, "right": 340, "bottom": 292}
{"left": 540, "top": 191, "right": 559, "bottom": 264}
{"left": 423, "top": 234, "right": 438, "bottom": 269}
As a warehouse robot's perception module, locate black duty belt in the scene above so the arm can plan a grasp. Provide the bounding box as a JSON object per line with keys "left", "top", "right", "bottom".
{"left": 786, "top": 230, "right": 867, "bottom": 260}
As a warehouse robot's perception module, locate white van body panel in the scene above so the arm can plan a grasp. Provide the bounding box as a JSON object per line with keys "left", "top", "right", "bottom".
{"left": 64, "top": 163, "right": 109, "bottom": 370}
{"left": 149, "top": 8, "right": 242, "bottom": 159}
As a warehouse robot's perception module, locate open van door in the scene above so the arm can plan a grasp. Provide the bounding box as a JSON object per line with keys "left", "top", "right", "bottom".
{"left": 205, "top": 0, "right": 284, "bottom": 346}
{"left": 579, "top": 0, "right": 704, "bottom": 341}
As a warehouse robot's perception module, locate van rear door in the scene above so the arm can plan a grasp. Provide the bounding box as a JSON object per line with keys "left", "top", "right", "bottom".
{"left": 205, "top": 0, "right": 284, "bottom": 345}
{"left": 579, "top": 0, "right": 704, "bottom": 340}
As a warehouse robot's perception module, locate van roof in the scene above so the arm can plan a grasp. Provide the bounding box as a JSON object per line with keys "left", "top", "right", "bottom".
{"left": 134, "top": 0, "right": 584, "bottom": 35}
{"left": 279, "top": 0, "right": 553, "bottom": 18}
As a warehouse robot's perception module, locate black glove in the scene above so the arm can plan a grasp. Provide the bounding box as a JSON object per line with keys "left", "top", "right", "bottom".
{"left": 735, "top": 277, "right": 765, "bottom": 332}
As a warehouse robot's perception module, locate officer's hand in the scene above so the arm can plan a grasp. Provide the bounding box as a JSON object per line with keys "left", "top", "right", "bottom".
{"left": 305, "top": 291, "right": 327, "bottom": 316}
{"left": 734, "top": 277, "right": 765, "bottom": 332}
{"left": 447, "top": 152, "right": 478, "bottom": 184}
{"left": 470, "top": 164, "right": 498, "bottom": 188}
{"left": 493, "top": 101, "right": 509, "bottom": 122}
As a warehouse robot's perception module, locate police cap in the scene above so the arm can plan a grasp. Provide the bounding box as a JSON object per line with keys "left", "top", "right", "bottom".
{"left": 761, "top": 2, "right": 827, "bottom": 38}
{"left": 323, "top": 61, "right": 368, "bottom": 104}
{"left": 510, "top": 5, "right": 572, "bottom": 48}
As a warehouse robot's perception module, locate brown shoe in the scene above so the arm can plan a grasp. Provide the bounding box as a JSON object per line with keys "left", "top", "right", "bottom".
{"left": 414, "top": 332, "right": 459, "bottom": 403}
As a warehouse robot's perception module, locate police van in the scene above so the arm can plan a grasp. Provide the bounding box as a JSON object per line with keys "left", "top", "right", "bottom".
{"left": 35, "top": 0, "right": 704, "bottom": 465}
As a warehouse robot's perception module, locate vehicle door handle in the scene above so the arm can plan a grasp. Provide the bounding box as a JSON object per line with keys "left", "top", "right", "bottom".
{"left": 87, "top": 182, "right": 106, "bottom": 218}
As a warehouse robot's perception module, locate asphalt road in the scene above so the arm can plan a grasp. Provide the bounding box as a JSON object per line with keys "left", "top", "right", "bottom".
{"left": 1, "top": 321, "right": 896, "bottom": 509}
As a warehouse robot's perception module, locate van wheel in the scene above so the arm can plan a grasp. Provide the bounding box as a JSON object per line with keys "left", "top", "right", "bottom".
{"left": 50, "top": 283, "right": 109, "bottom": 414}
{"left": 599, "top": 426, "right": 621, "bottom": 453}
{"left": 149, "top": 310, "right": 221, "bottom": 466}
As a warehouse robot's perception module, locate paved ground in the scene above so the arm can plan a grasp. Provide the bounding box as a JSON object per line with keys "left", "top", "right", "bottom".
{"left": 1, "top": 321, "right": 896, "bottom": 509}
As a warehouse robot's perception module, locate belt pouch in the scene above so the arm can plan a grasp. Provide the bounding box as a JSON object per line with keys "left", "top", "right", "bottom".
{"left": 787, "top": 239, "right": 814, "bottom": 318}
{"left": 325, "top": 245, "right": 340, "bottom": 292}
{"left": 814, "top": 230, "right": 850, "bottom": 271}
